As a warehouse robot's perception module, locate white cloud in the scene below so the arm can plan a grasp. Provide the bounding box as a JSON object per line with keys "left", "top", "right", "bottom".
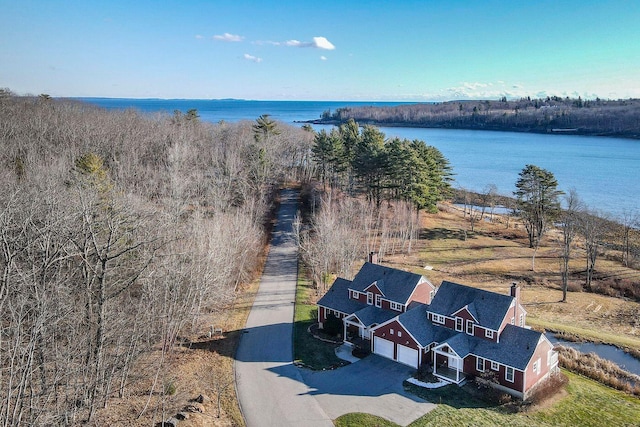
{"left": 214, "top": 33, "right": 244, "bottom": 42}
{"left": 254, "top": 40, "right": 281, "bottom": 46}
{"left": 443, "top": 81, "right": 529, "bottom": 100}
{"left": 284, "top": 36, "right": 336, "bottom": 50}
{"left": 195, "top": 35, "right": 204, "bottom": 40}
{"left": 312, "top": 37, "right": 335, "bottom": 50}
{"left": 320, "top": 55, "right": 327, "bottom": 61}
{"left": 243, "top": 53, "right": 262, "bottom": 63}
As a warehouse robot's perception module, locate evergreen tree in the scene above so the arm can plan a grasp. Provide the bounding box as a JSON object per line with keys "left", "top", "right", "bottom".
{"left": 514, "top": 164, "right": 563, "bottom": 269}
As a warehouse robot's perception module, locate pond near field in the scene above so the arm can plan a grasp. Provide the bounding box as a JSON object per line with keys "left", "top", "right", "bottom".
{"left": 547, "top": 335, "right": 640, "bottom": 376}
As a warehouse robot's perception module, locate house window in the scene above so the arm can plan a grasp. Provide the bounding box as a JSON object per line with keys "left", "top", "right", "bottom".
{"left": 432, "top": 314, "right": 445, "bottom": 324}
{"left": 466, "top": 320, "right": 474, "bottom": 335}
{"left": 505, "top": 366, "right": 514, "bottom": 383}
{"left": 510, "top": 317, "right": 515, "bottom": 325}
{"left": 533, "top": 358, "right": 540, "bottom": 374}
{"left": 375, "top": 294, "right": 382, "bottom": 308}
{"left": 476, "top": 357, "right": 485, "bottom": 372}
{"left": 398, "top": 331, "right": 402, "bottom": 337}
{"left": 485, "top": 329, "right": 494, "bottom": 339}
{"left": 455, "top": 317, "right": 463, "bottom": 332}
{"left": 548, "top": 349, "right": 554, "bottom": 366}
{"left": 390, "top": 301, "right": 403, "bottom": 311}
{"left": 519, "top": 313, "right": 524, "bottom": 327}
{"left": 390, "top": 329, "right": 394, "bottom": 335}
{"left": 367, "top": 292, "right": 373, "bottom": 305}
{"left": 350, "top": 290, "right": 359, "bottom": 299}
{"left": 491, "top": 361, "right": 499, "bottom": 371}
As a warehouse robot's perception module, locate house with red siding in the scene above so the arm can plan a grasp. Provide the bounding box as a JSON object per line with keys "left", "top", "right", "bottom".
{"left": 317, "top": 259, "right": 436, "bottom": 344}
{"left": 317, "top": 263, "right": 559, "bottom": 399}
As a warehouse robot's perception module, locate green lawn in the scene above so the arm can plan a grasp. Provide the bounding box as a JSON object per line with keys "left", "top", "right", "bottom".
{"left": 293, "top": 265, "right": 344, "bottom": 369}
{"left": 335, "top": 372, "right": 640, "bottom": 427}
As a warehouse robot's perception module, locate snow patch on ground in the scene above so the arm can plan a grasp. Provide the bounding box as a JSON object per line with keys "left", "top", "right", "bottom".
{"left": 407, "top": 377, "right": 451, "bottom": 389}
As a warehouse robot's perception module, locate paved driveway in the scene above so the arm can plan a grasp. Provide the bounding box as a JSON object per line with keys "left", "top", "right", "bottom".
{"left": 235, "top": 189, "right": 434, "bottom": 427}
{"left": 299, "top": 355, "right": 436, "bottom": 426}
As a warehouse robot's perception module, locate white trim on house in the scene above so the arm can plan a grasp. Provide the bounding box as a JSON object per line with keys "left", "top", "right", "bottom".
{"left": 432, "top": 313, "right": 446, "bottom": 324}
{"left": 505, "top": 366, "right": 515, "bottom": 382}
{"left": 452, "top": 305, "right": 479, "bottom": 323}
{"left": 466, "top": 319, "right": 474, "bottom": 335}
{"left": 364, "top": 281, "right": 385, "bottom": 296}
{"left": 405, "top": 276, "right": 435, "bottom": 304}
{"left": 432, "top": 343, "right": 464, "bottom": 383}
{"left": 390, "top": 301, "right": 403, "bottom": 312}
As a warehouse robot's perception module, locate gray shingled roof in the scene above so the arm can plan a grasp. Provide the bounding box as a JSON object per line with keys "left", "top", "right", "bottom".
{"left": 350, "top": 262, "right": 424, "bottom": 304}
{"left": 473, "top": 325, "right": 543, "bottom": 370}
{"left": 428, "top": 281, "right": 514, "bottom": 331}
{"left": 436, "top": 325, "right": 542, "bottom": 371}
{"left": 349, "top": 305, "right": 397, "bottom": 327}
{"left": 397, "top": 304, "right": 457, "bottom": 347}
{"left": 317, "top": 278, "right": 366, "bottom": 316}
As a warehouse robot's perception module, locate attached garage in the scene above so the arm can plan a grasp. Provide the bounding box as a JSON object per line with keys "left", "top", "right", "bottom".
{"left": 397, "top": 344, "right": 419, "bottom": 368}
{"left": 373, "top": 336, "right": 394, "bottom": 360}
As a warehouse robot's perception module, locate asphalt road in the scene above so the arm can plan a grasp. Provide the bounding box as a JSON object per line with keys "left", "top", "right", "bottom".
{"left": 234, "top": 188, "right": 435, "bottom": 427}
{"left": 235, "top": 189, "right": 333, "bottom": 426}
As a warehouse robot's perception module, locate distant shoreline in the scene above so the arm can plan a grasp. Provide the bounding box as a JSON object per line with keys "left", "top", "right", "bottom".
{"left": 301, "top": 97, "right": 640, "bottom": 140}
{"left": 299, "top": 119, "right": 640, "bottom": 140}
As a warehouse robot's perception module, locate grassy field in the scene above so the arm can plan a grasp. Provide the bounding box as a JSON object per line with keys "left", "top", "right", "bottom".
{"left": 334, "top": 372, "right": 640, "bottom": 427}
{"left": 329, "top": 203, "right": 640, "bottom": 426}
{"left": 293, "top": 267, "right": 344, "bottom": 369}
{"left": 382, "top": 205, "right": 640, "bottom": 353}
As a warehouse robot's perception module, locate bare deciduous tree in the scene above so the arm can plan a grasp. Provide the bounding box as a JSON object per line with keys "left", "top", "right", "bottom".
{"left": 559, "top": 189, "right": 583, "bottom": 302}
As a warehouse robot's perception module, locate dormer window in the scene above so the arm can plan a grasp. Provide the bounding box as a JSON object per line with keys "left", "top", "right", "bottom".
{"left": 375, "top": 294, "right": 382, "bottom": 307}
{"left": 466, "top": 319, "right": 474, "bottom": 335}
{"left": 455, "top": 317, "right": 463, "bottom": 332}
{"left": 367, "top": 292, "right": 373, "bottom": 305}
{"left": 432, "top": 314, "right": 445, "bottom": 324}
{"left": 390, "top": 301, "right": 403, "bottom": 311}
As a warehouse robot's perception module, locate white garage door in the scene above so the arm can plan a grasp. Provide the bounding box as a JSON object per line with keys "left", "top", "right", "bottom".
{"left": 397, "top": 345, "right": 419, "bottom": 368}
{"left": 374, "top": 336, "right": 394, "bottom": 360}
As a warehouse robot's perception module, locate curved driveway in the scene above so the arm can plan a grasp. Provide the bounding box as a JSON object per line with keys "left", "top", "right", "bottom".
{"left": 235, "top": 189, "right": 435, "bottom": 427}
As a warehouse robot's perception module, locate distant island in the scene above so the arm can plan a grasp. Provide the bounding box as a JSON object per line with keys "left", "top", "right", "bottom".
{"left": 305, "top": 97, "right": 640, "bottom": 139}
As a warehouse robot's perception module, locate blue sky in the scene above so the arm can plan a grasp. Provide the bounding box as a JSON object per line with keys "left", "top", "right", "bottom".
{"left": 1, "top": 0, "right": 639, "bottom": 101}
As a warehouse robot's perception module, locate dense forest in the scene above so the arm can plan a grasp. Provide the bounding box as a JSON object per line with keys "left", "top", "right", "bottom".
{"left": 0, "top": 92, "right": 316, "bottom": 424}
{"left": 312, "top": 97, "right": 640, "bottom": 139}
{"left": 0, "top": 91, "right": 454, "bottom": 425}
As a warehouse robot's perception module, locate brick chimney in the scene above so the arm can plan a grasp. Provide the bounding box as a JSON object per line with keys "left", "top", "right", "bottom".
{"left": 510, "top": 282, "right": 520, "bottom": 303}
{"left": 511, "top": 282, "right": 522, "bottom": 326}
{"left": 368, "top": 252, "right": 378, "bottom": 264}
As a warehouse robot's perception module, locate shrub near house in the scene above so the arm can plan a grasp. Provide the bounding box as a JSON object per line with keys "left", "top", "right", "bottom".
{"left": 318, "top": 260, "right": 559, "bottom": 399}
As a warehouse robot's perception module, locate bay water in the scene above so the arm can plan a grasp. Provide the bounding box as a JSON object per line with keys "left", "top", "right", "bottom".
{"left": 79, "top": 98, "right": 639, "bottom": 219}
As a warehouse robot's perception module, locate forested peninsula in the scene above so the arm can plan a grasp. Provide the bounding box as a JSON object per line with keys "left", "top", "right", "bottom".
{"left": 309, "top": 97, "right": 640, "bottom": 139}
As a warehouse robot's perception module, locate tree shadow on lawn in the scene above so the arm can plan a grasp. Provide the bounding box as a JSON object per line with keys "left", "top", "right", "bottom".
{"left": 403, "top": 382, "right": 499, "bottom": 410}
{"left": 422, "top": 228, "right": 471, "bottom": 241}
